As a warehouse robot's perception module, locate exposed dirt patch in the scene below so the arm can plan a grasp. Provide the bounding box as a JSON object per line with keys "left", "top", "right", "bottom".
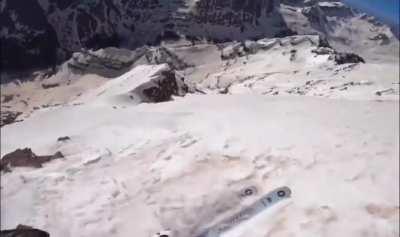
{"left": 365, "top": 204, "right": 399, "bottom": 219}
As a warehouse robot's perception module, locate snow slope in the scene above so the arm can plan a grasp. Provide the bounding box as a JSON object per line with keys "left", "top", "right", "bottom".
{"left": 169, "top": 35, "right": 399, "bottom": 101}
{"left": 1, "top": 63, "right": 399, "bottom": 236}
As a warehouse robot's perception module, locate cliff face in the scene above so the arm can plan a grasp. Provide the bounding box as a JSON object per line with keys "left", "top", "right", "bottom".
{"left": 1, "top": 0, "right": 285, "bottom": 70}
{"left": 0, "top": 0, "right": 59, "bottom": 70}
{"left": 39, "top": 0, "right": 284, "bottom": 49}
{"left": 1, "top": 0, "right": 397, "bottom": 71}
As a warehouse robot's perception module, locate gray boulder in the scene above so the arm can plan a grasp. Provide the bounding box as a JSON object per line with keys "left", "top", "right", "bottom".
{"left": 129, "top": 70, "right": 189, "bottom": 103}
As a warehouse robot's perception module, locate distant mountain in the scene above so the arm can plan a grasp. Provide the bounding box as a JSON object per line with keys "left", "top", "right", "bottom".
{"left": 341, "top": 0, "right": 399, "bottom": 39}
{"left": 1, "top": 0, "right": 398, "bottom": 71}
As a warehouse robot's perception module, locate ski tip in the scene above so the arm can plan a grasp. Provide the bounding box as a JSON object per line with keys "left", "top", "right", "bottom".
{"left": 276, "top": 186, "right": 292, "bottom": 198}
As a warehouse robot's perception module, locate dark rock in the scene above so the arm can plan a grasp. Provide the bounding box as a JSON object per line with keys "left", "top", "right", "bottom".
{"left": 1, "top": 94, "right": 14, "bottom": 103}
{"left": 0, "top": 148, "right": 64, "bottom": 172}
{"left": 221, "top": 42, "right": 247, "bottom": 60}
{"left": 0, "top": 0, "right": 59, "bottom": 71}
{"left": 311, "top": 47, "right": 335, "bottom": 55}
{"left": 0, "top": 111, "right": 22, "bottom": 127}
{"left": 141, "top": 70, "right": 188, "bottom": 102}
{"left": 290, "top": 49, "right": 297, "bottom": 61}
{"left": 41, "top": 83, "right": 60, "bottom": 89}
{"left": 57, "top": 136, "right": 71, "bottom": 142}
{"left": 318, "top": 35, "right": 331, "bottom": 48}
{"left": 0, "top": 225, "right": 49, "bottom": 237}
{"left": 274, "top": 29, "right": 298, "bottom": 38}
{"left": 129, "top": 69, "right": 189, "bottom": 103}
{"left": 333, "top": 52, "right": 365, "bottom": 64}
{"left": 302, "top": 5, "right": 325, "bottom": 25}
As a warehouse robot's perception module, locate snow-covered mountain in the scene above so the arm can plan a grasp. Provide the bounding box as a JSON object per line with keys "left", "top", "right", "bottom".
{"left": 0, "top": 1, "right": 399, "bottom": 237}
{"left": 1, "top": 0, "right": 398, "bottom": 71}
{"left": 1, "top": 32, "right": 399, "bottom": 236}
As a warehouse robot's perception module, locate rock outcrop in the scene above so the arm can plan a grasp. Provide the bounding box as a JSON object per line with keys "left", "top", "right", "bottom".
{"left": 143, "top": 47, "right": 191, "bottom": 70}
{"left": 332, "top": 52, "right": 365, "bottom": 64}
{"left": 66, "top": 46, "right": 191, "bottom": 77}
{"left": 129, "top": 70, "right": 188, "bottom": 103}
{"left": 0, "top": 225, "right": 49, "bottom": 237}
{"left": 0, "top": 111, "right": 22, "bottom": 127}
{"left": 0, "top": 148, "right": 64, "bottom": 172}
{"left": 67, "top": 47, "right": 142, "bottom": 77}
{"left": 219, "top": 35, "right": 366, "bottom": 66}
{"left": 221, "top": 35, "right": 322, "bottom": 59}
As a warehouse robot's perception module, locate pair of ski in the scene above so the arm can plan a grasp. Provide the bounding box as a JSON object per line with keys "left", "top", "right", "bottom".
{"left": 154, "top": 186, "right": 291, "bottom": 237}
{"left": 195, "top": 186, "right": 292, "bottom": 237}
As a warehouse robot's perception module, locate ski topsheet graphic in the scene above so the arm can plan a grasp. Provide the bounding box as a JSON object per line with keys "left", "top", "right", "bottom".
{"left": 196, "top": 186, "right": 292, "bottom": 237}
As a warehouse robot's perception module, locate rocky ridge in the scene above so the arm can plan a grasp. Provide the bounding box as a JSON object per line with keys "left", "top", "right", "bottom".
{"left": 1, "top": 0, "right": 397, "bottom": 71}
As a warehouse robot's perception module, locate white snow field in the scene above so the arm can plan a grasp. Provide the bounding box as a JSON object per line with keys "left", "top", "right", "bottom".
{"left": 1, "top": 55, "right": 399, "bottom": 237}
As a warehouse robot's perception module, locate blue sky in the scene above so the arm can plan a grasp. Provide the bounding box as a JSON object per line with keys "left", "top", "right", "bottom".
{"left": 342, "top": 0, "right": 399, "bottom": 26}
